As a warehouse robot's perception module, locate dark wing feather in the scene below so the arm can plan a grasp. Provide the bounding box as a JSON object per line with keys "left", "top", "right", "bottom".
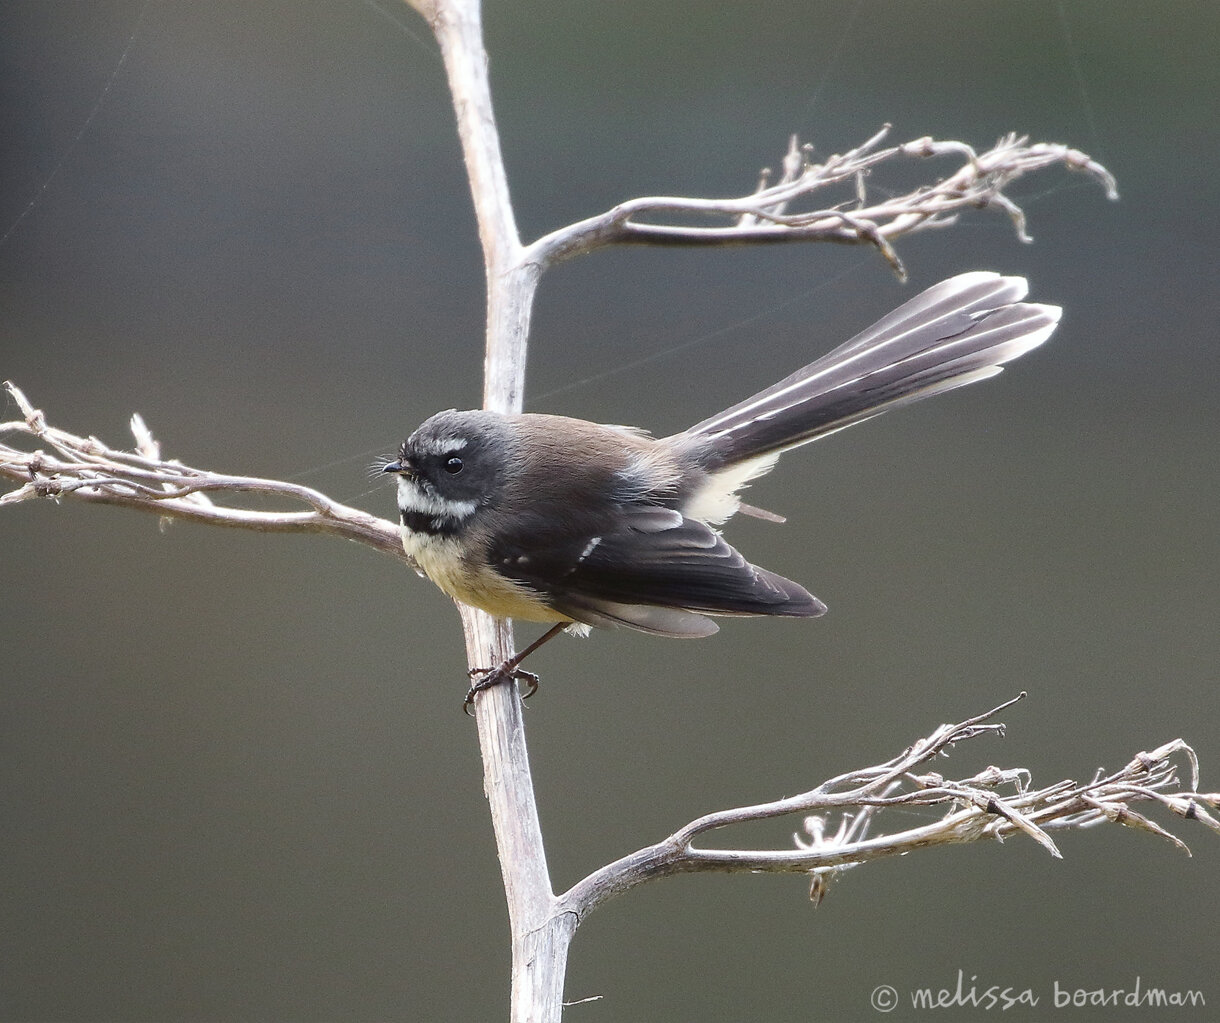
{"left": 491, "top": 504, "right": 825, "bottom": 637}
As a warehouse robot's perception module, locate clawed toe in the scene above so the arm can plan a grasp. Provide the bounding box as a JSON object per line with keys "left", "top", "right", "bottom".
{"left": 463, "top": 663, "right": 540, "bottom": 713}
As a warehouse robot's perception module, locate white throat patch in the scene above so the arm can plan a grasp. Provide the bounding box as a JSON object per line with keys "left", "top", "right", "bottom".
{"left": 396, "top": 477, "right": 477, "bottom": 523}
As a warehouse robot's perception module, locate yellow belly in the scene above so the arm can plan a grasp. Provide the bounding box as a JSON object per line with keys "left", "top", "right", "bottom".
{"left": 402, "top": 529, "right": 571, "bottom": 624}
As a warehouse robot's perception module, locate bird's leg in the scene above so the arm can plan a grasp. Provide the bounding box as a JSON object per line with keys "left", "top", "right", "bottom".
{"left": 463, "top": 622, "right": 569, "bottom": 713}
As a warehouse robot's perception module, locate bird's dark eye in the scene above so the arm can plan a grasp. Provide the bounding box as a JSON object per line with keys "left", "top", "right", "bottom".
{"left": 444, "top": 456, "right": 464, "bottom": 474}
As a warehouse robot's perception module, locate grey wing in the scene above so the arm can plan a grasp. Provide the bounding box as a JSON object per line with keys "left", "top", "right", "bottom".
{"left": 492, "top": 505, "right": 826, "bottom": 637}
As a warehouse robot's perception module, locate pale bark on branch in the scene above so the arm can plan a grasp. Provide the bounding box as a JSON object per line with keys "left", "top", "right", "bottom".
{"left": 525, "top": 130, "right": 1118, "bottom": 278}
{"left": 560, "top": 695, "right": 1220, "bottom": 919}
{"left": 0, "top": 381, "right": 406, "bottom": 563}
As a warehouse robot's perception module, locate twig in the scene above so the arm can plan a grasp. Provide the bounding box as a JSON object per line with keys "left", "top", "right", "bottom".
{"left": 525, "top": 130, "right": 1118, "bottom": 277}
{"left": 0, "top": 381, "right": 408, "bottom": 563}
{"left": 558, "top": 696, "right": 1218, "bottom": 918}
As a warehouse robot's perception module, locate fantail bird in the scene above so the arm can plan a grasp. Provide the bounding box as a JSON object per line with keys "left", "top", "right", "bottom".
{"left": 384, "top": 272, "right": 1060, "bottom": 702}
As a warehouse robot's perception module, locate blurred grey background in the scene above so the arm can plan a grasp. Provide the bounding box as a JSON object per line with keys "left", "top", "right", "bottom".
{"left": 2, "top": 1, "right": 1217, "bottom": 1020}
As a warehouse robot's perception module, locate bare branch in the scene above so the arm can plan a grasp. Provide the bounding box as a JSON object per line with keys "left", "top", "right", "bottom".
{"left": 0, "top": 381, "right": 409, "bottom": 564}
{"left": 558, "top": 696, "right": 1217, "bottom": 919}
{"left": 525, "top": 129, "right": 1118, "bottom": 277}
{"left": 402, "top": 0, "right": 435, "bottom": 20}
{"left": 423, "top": 3, "right": 567, "bottom": 1019}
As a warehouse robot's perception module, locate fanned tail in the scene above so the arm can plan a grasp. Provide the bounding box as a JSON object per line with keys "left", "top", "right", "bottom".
{"left": 683, "top": 272, "right": 1060, "bottom": 467}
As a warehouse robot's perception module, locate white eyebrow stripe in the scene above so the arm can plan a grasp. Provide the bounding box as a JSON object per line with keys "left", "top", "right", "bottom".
{"left": 577, "top": 536, "right": 602, "bottom": 562}
{"left": 411, "top": 434, "right": 470, "bottom": 456}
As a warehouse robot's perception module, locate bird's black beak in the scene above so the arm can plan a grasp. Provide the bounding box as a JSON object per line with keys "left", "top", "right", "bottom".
{"left": 382, "top": 457, "right": 415, "bottom": 477}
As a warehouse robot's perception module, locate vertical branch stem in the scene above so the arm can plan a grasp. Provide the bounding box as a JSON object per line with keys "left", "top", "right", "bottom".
{"left": 426, "top": 1, "right": 566, "bottom": 1019}
{"left": 427, "top": 0, "right": 539, "bottom": 407}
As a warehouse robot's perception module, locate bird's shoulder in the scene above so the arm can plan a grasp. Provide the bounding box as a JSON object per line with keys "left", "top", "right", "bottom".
{"left": 502, "top": 413, "right": 684, "bottom": 505}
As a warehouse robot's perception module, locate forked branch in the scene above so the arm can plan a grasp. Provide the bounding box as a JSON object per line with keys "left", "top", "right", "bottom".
{"left": 527, "top": 129, "right": 1118, "bottom": 279}
{"left": 0, "top": 381, "right": 408, "bottom": 564}
{"left": 559, "top": 695, "right": 1219, "bottom": 919}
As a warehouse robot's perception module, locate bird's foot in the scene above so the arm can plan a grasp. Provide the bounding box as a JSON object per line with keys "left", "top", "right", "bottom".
{"left": 463, "top": 663, "right": 540, "bottom": 714}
